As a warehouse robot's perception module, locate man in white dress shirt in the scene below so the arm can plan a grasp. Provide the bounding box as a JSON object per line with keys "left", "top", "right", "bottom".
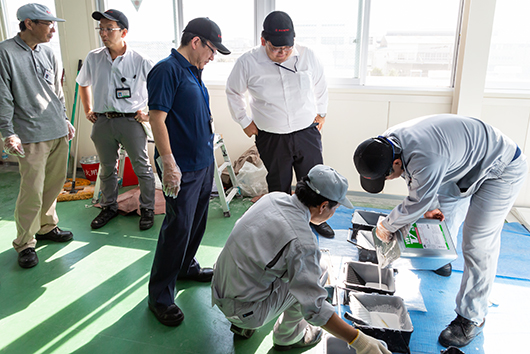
{"left": 226, "top": 11, "right": 333, "bottom": 238}
{"left": 77, "top": 9, "right": 155, "bottom": 231}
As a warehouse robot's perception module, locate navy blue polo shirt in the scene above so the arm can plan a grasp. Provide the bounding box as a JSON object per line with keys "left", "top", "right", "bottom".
{"left": 147, "top": 49, "right": 214, "bottom": 172}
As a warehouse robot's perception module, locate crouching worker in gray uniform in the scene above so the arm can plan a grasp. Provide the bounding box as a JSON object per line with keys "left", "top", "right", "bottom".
{"left": 353, "top": 114, "right": 527, "bottom": 348}
{"left": 212, "top": 165, "right": 390, "bottom": 353}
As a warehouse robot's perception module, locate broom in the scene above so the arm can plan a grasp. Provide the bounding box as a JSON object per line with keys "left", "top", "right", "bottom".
{"left": 58, "top": 60, "right": 93, "bottom": 202}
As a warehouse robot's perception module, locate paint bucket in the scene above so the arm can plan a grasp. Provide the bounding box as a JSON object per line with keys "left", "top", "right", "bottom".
{"left": 349, "top": 292, "right": 413, "bottom": 353}
{"left": 342, "top": 261, "right": 395, "bottom": 295}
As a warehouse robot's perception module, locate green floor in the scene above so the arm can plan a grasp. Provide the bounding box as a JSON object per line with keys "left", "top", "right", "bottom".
{"left": 0, "top": 165, "right": 402, "bottom": 354}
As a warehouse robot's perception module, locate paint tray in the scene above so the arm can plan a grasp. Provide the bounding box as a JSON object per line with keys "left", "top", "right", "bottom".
{"left": 350, "top": 210, "right": 458, "bottom": 270}
{"left": 348, "top": 292, "right": 413, "bottom": 353}
{"left": 342, "top": 261, "right": 395, "bottom": 295}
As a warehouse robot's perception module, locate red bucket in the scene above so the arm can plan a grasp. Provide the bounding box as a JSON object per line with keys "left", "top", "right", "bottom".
{"left": 81, "top": 162, "right": 100, "bottom": 182}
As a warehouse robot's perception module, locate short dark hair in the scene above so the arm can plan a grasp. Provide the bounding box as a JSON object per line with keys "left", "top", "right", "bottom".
{"left": 295, "top": 176, "right": 338, "bottom": 209}
{"left": 19, "top": 21, "right": 27, "bottom": 31}
{"left": 181, "top": 32, "right": 208, "bottom": 47}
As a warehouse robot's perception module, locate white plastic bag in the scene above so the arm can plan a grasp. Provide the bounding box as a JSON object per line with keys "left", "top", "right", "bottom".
{"left": 237, "top": 161, "right": 268, "bottom": 197}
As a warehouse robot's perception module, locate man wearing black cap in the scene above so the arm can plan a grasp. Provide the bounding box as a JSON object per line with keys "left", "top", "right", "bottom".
{"left": 0, "top": 3, "right": 75, "bottom": 268}
{"left": 77, "top": 9, "right": 156, "bottom": 231}
{"left": 353, "top": 114, "right": 527, "bottom": 348}
{"left": 146, "top": 17, "right": 230, "bottom": 326}
{"left": 226, "top": 11, "right": 333, "bottom": 238}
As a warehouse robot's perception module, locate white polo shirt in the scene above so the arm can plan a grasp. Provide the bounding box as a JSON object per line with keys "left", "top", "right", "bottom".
{"left": 226, "top": 44, "right": 328, "bottom": 134}
{"left": 76, "top": 44, "right": 153, "bottom": 113}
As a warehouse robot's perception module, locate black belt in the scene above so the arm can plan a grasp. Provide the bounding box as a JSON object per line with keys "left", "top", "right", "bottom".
{"left": 97, "top": 112, "right": 136, "bottom": 118}
{"left": 512, "top": 146, "right": 521, "bottom": 162}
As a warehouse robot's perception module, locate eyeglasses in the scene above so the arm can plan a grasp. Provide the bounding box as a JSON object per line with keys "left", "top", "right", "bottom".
{"left": 33, "top": 20, "right": 55, "bottom": 29}
{"left": 95, "top": 27, "right": 122, "bottom": 33}
{"left": 267, "top": 41, "right": 293, "bottom": 53}
{"left": 204, "top": 42, "right": 217, "bottom": 56}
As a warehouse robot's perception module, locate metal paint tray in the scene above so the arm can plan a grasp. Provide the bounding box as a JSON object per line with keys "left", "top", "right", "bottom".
{"left": 350, "top": 210, "right": 458, "bottom": 270}
{"left": 348, "top": 292, "right": 413, "bottom": 353}
{"left": 342, "top": 261, "right": 395, "bottom": 295}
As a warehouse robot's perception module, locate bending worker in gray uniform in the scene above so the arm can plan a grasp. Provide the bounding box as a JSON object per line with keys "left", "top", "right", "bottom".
{"left": 77, "top": 9, "right": 156, "bottom": 230}
{"left": 212, "top": 165, "right": 390, "bottom": 354}
{"left": 0, "top": 3, "right": 75, "bottom": 269}
{"left": 353, "top": 114, "right": 527, "bottom": 348}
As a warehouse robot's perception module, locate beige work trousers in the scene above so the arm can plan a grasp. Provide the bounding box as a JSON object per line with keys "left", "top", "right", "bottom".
{"left": 13, "top": 137, "right": 68, "bottom": 252}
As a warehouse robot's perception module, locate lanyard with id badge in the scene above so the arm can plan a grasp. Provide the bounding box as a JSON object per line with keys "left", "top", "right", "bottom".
{"left": 116, "top": 76, "right": 133, "bottom": 99}
{"left": 187, "top": 67, "right": 214, "bottom": 134}
{"left": 44, "top": 69, "right": 54, "bottom": 85}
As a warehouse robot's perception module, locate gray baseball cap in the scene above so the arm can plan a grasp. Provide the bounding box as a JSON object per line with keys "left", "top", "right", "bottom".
{"left": 17, "top": 3, "right": 65, "bottom": 22}
{"left": 306, "top": 165, "right": 353, "bottom": 209}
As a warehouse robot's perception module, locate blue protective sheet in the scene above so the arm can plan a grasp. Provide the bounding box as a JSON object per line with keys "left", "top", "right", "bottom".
{"left": 324, "top": 205, "right": 530, "bottom": 354}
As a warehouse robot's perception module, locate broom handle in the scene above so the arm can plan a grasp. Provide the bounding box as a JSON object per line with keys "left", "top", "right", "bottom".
{"left": 70, "top": 60, "right": 83, "bottom": 193}
{"left": 67, "top": 60, "right": 83, "bottom": 173}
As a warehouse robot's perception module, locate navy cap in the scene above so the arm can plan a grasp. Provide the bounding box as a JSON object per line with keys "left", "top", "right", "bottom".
{"left": 183, "top": 17, "right": 230, "bottom": 55}
{"left": 92, "top": 9, "right": 129, "bottom": 29}
{"left": 353, "top": 137, "right": 395, "bottom": 194}
{"left": 262, "top": 11, "right": 295, "bottom": 47}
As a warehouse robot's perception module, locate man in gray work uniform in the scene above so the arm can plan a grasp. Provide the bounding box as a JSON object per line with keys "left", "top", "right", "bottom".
{"left": 0, "top": 3, "right": 75, "bottom": 268}
{"left": 353, "top": 114, "right": 527, "bottom": 348}
{"left": 77, "top": 9, "right": 156, "bottom": 230}
{"left": 212, "top": 165, "right": 390, "bottom": 354}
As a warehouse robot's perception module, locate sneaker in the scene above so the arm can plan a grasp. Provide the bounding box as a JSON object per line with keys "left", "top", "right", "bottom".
{"left": 18, "top": 248, "right": 39, "bottom": 268}
{"left": 274, "top": 325, "right": 323, "bottom": 351}
{"left": 439, "top": 314, "right": 484, "bottom": 348}
{"left": 35, "top": 227, "right": 73, "bottom": 242}
{"left": 139, "top": 208, "right": 155, "bottom": 230}
{"left": 230, "top": 324, "right": 255, "bottom": 339}
{"left": 310, "top": 221, "right": 335, "bottom": 238}
{"left": 91, "top": 207, "right": 118, "bottom": 229}
{"left": 434, "top": 263, "right": 452, "bottom": 277}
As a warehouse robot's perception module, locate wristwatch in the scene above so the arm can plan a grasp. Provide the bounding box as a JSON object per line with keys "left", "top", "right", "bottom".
{"left": 318, "top": 113, "right": 326, "bottom": 118}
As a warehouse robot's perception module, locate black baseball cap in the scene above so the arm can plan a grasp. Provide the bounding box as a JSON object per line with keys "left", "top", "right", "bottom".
{"left": 353, "top": 137, "right": 395, "bottom": 194}
{"left": 262, "top": 11, "right": 295, "bottom": 47}
{"left": 92, "top": 9, "right": 128, "bottom": 29}
{"left": 183, "top": 17, "right": 230, "bottom": 55}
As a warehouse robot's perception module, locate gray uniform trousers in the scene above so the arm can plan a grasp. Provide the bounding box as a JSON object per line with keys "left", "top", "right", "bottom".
{"left": 438, "top": 154, "right": 527, "bottom": 324}
{"left": 213, "top": 263, "right": 329, "bottom": 346}
{"left": 91, "top": 114, "right": 155, "bottom": 211}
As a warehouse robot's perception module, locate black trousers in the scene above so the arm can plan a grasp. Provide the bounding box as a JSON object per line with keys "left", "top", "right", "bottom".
{"left": 148, "top": 162, "right": 214, "bottom": 307}
{"left": 255, "top": 125, "right": 323, "bottom": 194}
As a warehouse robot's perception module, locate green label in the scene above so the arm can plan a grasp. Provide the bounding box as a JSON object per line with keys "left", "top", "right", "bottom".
{"left": 403, "top": 223, "right": 424, "bottom": 249}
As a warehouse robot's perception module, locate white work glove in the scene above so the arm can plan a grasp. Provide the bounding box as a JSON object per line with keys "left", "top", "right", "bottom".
{"left": 67, "top": 120, "right": 76, "bottom": 141}
{"left": 160, "top": 154, "right": 182, "bottom": 198}
{"left": 375, "top": 220, "right": 392, "bottom": 242}
{"left": 2, "top": 134, "right": 25, "bottom": 158}
{"left": 349, "top": 331, "right": 391, "bottom": 354}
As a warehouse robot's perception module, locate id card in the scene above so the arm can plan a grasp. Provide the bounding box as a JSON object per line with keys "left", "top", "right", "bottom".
{"left": 44, "top": 69, "right": 54, "bottom": 84}
{"left": 116, "top": 87, "right": 131, "bottom": 99}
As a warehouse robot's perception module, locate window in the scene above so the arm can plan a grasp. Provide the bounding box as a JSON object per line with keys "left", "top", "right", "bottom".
{"left": 101, "top": 0, "right": 462, "bottom": 88}
{"left": 2, "top": 0, "right": 63, "bottom": 67}
{"left": 103, "top": 0, "right": 175, "bottom": 63}
{"left": 485, "top": 0, "right": 530, "bottom": 91}
{"left": 365, "top": 0, "right": 461, "bottom": 87}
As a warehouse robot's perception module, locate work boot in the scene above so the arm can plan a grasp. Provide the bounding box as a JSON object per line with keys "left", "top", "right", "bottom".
{"left": 35, "top": 227, "right": 73, "bottom": 242}
{"left": 230, "top": 324, "right": 255, "bottom": 339}
{"left": 139, "top": 208, "right": 155, "bottom": 230}
{"left": 274, "top": 325, "right": 323, "bottom": 351}
{"left": 439, "top": 314, "right": 484, "bottom": 348}
{"left": 91, "top": 207, "right": 118, "bottom": 229}
{"left": 18, "top": 248, "right": 39, "bottom": 268}
{"left": 311, "top": 221, "right": 335, "bottom": 238}
{"left": 434, "top": 263, "right": 452, "bottom": 277}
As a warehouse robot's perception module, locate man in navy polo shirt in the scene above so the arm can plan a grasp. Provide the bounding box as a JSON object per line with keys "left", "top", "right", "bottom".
{"left": 146, "top": 17, "right": 230, "bottom": 326}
